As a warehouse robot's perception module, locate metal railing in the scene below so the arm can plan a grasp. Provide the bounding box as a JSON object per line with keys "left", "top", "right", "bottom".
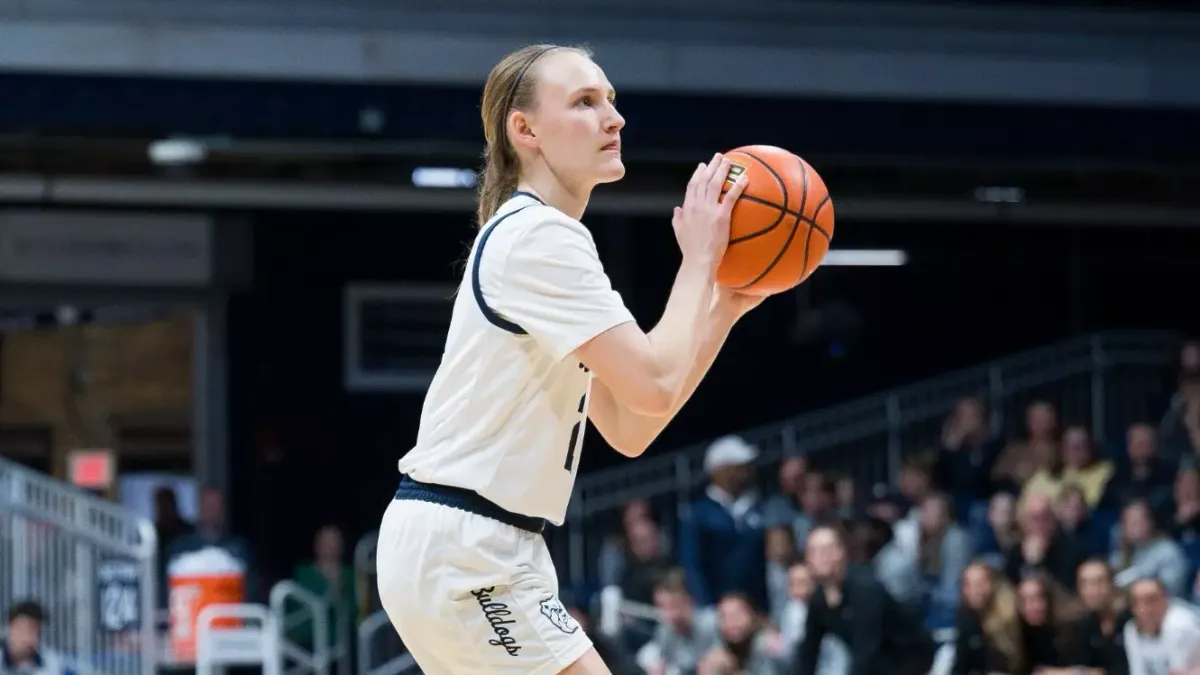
{"left": 562, "top": 331, "right": 1180, "bottom": 584}
{"left": 351, "top": 534, "right": 418, "bottom": 675}
{"left": 0, "top": 456, "right": 158, "bottom": 675}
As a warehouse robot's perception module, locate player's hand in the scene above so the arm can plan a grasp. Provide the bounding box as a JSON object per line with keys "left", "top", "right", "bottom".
{"left": 714, "top": 284, "right": 766, "bottom": 319}
{"left": 673, "top": 152, "right": 748, "bottom": 273}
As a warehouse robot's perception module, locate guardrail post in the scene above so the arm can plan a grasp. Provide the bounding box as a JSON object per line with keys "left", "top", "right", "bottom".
{"left": 886, "top": 395, "right": 902, "bottom": 483}
{"left": 1090, "top": 336, "right": 1108, "bottom": 444}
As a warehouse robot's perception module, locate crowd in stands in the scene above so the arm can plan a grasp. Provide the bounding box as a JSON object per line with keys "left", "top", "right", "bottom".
{"left": 593, "top": 340, "right": 1200, "bottom": 675}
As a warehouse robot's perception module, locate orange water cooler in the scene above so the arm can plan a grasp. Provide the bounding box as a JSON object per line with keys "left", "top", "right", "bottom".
{"left": 167, "top": 548, "right": 246, "bottom": 661}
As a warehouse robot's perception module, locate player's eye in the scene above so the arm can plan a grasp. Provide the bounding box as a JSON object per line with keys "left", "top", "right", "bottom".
{"left": 574, "top": 96, "right": 594, "bottom": 107}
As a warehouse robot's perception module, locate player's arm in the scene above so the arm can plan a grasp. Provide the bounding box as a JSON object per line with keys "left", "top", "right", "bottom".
{"left": 585, "top": 289, "right": 752, "bottom": 456}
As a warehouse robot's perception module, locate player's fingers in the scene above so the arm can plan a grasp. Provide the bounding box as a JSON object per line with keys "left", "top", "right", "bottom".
{"left": 720, "top": 173, "right": 749, "bottom": 214}
{"left": 685, "top": 162, "right": 706, "bottom": 206}
{"left": 671, "top": 206, "right": 683, "bottom": 227}
{"left": 705, "top": 155, "right": 730, "bottom": 202}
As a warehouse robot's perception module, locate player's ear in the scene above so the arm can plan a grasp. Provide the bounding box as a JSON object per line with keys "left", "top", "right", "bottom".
{"left": 508, "top": 110, "right": 539, "bottom": 151}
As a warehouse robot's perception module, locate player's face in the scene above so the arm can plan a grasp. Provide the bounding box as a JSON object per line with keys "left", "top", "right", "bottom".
{"left": 527, "top": 51, "right": 625, "bottom": 186}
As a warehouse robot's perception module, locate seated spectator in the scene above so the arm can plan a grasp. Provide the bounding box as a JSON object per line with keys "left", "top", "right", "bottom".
{"left": 993, "top": 401, "right": 1060, "bottom": 495}
{"left": 290, "top": 524, "right": 356, "bottom": 651}
{"left": 620, "top": 517, "right": 674, "bottom": 607}
{"left": 1171, "top": 466, "right": 1200, "bottom": 543}
{"left": 1103, "top": 424, "right": 1174, "bottom": 520}
{"left": 640, "top": 570, "right": 720, "bottom": 675}
{"left": 832, "top": 473, "right": 859, "bottom": 520}
{"left": 976, "top": 491, "right": 1021, "bottom": 569}
{"left": 764, "top": 526, "right": 799, "bottom": 625}
{"left": 934, "top": 396, "right": 1004, "bottom": 523}
{"left": 697, "top": 593, "right": 785, "bottom": 675}
{"left": 1111, "top": 500, "right": 1190, "bottom": 597}
{"left": 1023, "top": 426, "right": 1114, "bottom": 513}
{"left": 1004, "top": 493, "right": 1084, "bottom": 590}
{"left": 1123, "top": 577, "right": 1200, "bottom": 675}
{"left": 897, "top": 458, "right": 936, "bottom": 523}
{"left": 763, "top": 456, "right": 807, "bottom": 530}
{"left": 794, "top": 474, "right": 838, "bottom": 550}
{"left": 1056, "top": 485, "right": 1109, "bottom": 560}
{"left": 1159, "top": 340, "right": 1200, "bottom": 462}
{"left": 777, "top": 561, "right": 850, "bottom": 675}
{"left": 165, "top": 486, "right": 259, "bottom": 600}
{"left": 1017, "top": 573, "right": 1083, "bottom": 672}
{"left": 599, "top": 499, "right": 664, "bottom": 588}
{"left": 2, "top": 601, "right": 60, "bottom": 675}
{"left": 951, "top": 562, "right": 1023, "bottom": 675}
{"left": 1055, "top": 560, "right": 1129, "bottom": 675}
{"left": 898, "top": 492, "right": 972, "bottom": 623}
{"left": 680, "top": 436, "right": 767, "bottom": 609}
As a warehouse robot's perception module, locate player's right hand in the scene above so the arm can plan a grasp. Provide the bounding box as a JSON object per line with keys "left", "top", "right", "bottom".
{"left": 672, "top": 152, "right": 747, "bottom": 272}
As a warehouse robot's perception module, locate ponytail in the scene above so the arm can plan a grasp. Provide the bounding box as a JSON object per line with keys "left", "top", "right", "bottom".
{"left": 476, "top": 145, "right": 519, "bottom": 227}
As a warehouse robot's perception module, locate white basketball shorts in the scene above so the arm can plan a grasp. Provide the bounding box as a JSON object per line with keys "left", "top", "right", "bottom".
{"left": 375, "top": 496, "right": 593, "bottom": 675}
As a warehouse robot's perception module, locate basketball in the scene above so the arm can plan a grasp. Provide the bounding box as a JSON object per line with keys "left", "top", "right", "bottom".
{"left": 717, "top": 145, "right": 835, "bottom": 296}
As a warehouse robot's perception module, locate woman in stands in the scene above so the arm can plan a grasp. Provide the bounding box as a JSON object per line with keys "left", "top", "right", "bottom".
{"left": 951, "top": 562, "right": 1023, "bottom": 675}
{"left": 374, "top": 43, "right": 757, "bottom": 675}
{"left": 1017, "top": 572, "right": 1084, "bottom": 672}
{"left": 1111, "top": 500, "right": 1190, "bottom": 596}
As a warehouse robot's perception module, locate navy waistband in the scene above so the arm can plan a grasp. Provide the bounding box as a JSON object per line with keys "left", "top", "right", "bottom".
{"left": 395, "top": 476, "right": 547, "bottom": 534}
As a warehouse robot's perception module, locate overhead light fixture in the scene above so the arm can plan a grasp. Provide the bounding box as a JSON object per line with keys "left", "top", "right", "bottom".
{"left": 412, "top": 167, "right": 477, "bottom": 189}
{"left": 148, "top": 138, "right": 207, "bottom": 166}
{"left": 821, "top": 249, "right": 907, "bottom": 267}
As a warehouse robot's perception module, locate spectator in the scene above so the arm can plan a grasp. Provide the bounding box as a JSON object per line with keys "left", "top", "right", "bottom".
{"left": 764, "top": 526, "right": 799, "bottom": 625}
{"left": 1171, "top": 466, "right": 1200, "bottom": 542}
{"left": 697, "top": 593, "right": 784, "bottom": 675}
{"left": 1159, "top": 341, "right": 1200, "bottom": 461}
{"left": 853, "top": 515, "right": 922, "bottom": 607}
{"left": 896, "top": 459, "right": 936, "bottom": 523}
{"left": 1023, "top": 426, "right": 1114, "bottom": 512}
{"left": 795, "top": 526, "right": 936, "bottom": 675}
{"left": 289, "top": 525, "right": 356, "bottom": 652}
{"left": 976, "top": 491, "right": 1021, "bottom": 569}
{"left": 1004, "top": 493, "right": 1084, "bottom": 590}
{"left": 1056, "top": 560, "right": 1129, "bottom": 675}
{"left": 832, "top": 474, "right": 858, "bottom": 520}
{"left": 934, "top": 397, "right": 1003, "bottom": 523}
{"left": 993, "top": 401, "right": 1060, "bottom": 494}
{"left": 640, "top": 570, "right": 720, "bottom": 675}
{"left": 794, "top": 474, "right": 838, "bottom": 549}
{"left": 620, "top": 517, "right": 674, "bottom": 606}
{"left": 1055, "top": 485, "right": 1108, "bottom": 559}
{"left": 763, "top": 457, "right": 807, "bottom": 530}
{"left": 898, "top": 492, "right": 972, "bottom": 623}
{"left": 951, "top": 562, "right": 1023, "bottom": 675}
{"left": 599, "top": 499, "right": 666, "bottom": 588}
{"left": 1017, "top": 573, "right": 1083, "bottom": 672}
{"left": 1104, "top": 424, "right": 1174, "bottom": 520}
{"left": 2, "top": 601, "right": 59, "bottom": 675}
{"left": 1123, "top": 578, "right": 1200, "bottom": 675}
{"left": 776, "top": 562, "right": 850, "bottom": 675}
{"left": 1111, "top": 500, "right": 1190, "bottom": 597}
{"left": 680, "top": 436, "right": 767, "bottom": 609}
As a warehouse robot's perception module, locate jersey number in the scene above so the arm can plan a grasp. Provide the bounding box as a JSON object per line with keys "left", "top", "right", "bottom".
{"left": 564, "top": 364, "right": 589, "bottom": 472}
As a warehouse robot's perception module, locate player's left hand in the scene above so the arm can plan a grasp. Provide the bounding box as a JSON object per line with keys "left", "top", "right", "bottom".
{"left": 714, "top": 285, "right": 766, "bottom": 318}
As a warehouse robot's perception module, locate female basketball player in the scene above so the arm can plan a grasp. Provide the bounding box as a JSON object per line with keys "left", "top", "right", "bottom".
{"left": 375, "top": 43, "right": 759, "bottom": 675}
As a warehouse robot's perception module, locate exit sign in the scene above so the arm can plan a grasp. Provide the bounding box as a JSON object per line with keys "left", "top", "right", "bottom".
{"left": 69, "top": 449, "right": 115, "bottom": 489}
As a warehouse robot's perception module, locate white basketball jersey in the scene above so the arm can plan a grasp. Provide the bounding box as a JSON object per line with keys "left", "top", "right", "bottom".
{"left": 396, "top": 192, "right": 635, "bottom": 524}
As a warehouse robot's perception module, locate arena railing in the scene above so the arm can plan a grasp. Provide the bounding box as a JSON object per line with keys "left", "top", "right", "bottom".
{"left": 558, "top": 330, "right": 1180, "bottom": 585}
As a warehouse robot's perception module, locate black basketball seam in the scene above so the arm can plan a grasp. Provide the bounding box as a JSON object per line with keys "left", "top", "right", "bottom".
{"left": 728, "top": 151, "right": 788, "bottom": 245}
{"left": 741, "top": 197, "right": 831, "bottom": 241}
{"left": 735, "top": 154, "right": 809, "bottom": 290}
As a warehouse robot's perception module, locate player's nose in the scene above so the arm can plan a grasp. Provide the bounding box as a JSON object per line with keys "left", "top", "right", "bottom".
{"left": 603, "top": 106, "right": 625, "bottom": 132}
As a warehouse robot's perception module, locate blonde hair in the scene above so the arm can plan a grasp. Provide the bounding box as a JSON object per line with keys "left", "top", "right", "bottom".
{"left": 476, "top": 43, "right": 592, "bottom": 226}
{"left": 964, "top": 562, "right": 1024, "bottom": 673}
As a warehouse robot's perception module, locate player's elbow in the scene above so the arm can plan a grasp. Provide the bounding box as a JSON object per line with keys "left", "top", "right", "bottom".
{"left": 624, "top": 378, "right": 675, "bottom": 417}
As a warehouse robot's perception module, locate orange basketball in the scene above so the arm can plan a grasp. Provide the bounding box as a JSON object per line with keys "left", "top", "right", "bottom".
{"left": 717, "top": 145, "right": 834, "bottom": 296}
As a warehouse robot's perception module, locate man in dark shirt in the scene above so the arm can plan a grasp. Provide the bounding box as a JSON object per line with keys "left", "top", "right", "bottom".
{"left": 794, "top": 526, "right": 935, "bottom": 675}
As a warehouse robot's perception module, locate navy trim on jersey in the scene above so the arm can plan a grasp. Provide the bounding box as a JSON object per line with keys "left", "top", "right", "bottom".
{"left": 395, "top": 475, "right": 548, "bottom": 534}
{"left": 470, "top": 191, "right": 545, "bottom": 334}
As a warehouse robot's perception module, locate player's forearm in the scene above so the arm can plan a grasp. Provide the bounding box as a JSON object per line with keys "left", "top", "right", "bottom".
{"left": 614, "top": 302, "right": 737, "bottom": 451}
{"left": 644, "top": 259, "right": 717, "bottom": 403}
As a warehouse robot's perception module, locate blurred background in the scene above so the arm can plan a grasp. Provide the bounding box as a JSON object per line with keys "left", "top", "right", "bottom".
{"left": 1, "top": 0, "right": 1199, "bottom": 674}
